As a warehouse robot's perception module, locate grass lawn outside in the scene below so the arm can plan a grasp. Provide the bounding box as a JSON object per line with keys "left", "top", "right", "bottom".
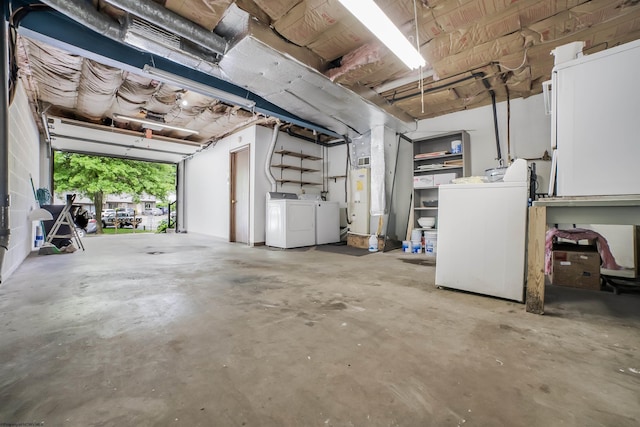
{"left": 99, "top": 228, "right": 154, "bottom": 235}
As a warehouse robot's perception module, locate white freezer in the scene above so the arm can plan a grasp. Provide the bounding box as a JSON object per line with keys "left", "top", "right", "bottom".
{"left": 435, "top": 182, "right": 528, "bottom": 302}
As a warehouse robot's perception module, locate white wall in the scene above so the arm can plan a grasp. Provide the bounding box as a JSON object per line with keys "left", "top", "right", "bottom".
{"left": 408, "top": 93, "right": 552, "bottom": 192}
{"left": 326, "top": 143, "right": 348, "bottom": 228}
{"left": 2, "top": 82, "right": 42, "bottom": 281}
{"left": 184, "top": 125, "right": 329, "bottom": 245}
{"left": 326, "top": 144, "right": 347, "bottom": 203}
{"left": 268, "top": 130, "right": 322, "bottom": 197}
{"left": 184, "top": 126, "right": 257, "bottom": 241}
{"left": 254, "top": 125, "right": 276, "bottom": 243}
{"left": 185, "top": 94, "right": 553, "bottom": 246}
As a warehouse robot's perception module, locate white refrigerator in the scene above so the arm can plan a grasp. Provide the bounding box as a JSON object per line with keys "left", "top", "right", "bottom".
{"left": 435, "top": 181, "right": 528, "bottom": 302}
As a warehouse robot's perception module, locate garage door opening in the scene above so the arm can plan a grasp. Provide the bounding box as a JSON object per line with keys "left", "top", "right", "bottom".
{"left": 53, "top": 151, "right": 177, "bottom": 235}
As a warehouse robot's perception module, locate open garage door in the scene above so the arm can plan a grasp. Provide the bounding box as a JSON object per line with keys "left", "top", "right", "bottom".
{"left": 48, "top": 117, "right": 201, "bottom": 164}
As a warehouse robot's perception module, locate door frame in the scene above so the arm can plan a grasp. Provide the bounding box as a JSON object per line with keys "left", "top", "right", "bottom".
{"left": 229, "top": 145, "right": 251, "bottom": 243}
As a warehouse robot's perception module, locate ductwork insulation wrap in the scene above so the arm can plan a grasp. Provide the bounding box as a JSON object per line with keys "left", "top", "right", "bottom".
{"left": 369, "top": 125, "right": 385, "bottom": 216}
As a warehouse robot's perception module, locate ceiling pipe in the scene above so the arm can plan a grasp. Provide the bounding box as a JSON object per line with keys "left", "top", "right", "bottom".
{"left": 38, "top": 0, "right": 121, "bottom": 41}
{"left": 1, "top": 16, "right": 11, "bottom": 282}
{"left": 374, "top": 68, "right": 435, "bottom": 94}
{"left": 37, "top": 0, "right": 223, "bottom": 75}
{"left": 101, "top": 0, "right": 227, "bottom": 55}
{"left": 478, "top": 73, "right": 503, "bottom": 165}
{"left": 265, "top": 121, "right": 281, "bottom": 192}
{"left": 285, "top": 128, "right": 346, "bottom": 147}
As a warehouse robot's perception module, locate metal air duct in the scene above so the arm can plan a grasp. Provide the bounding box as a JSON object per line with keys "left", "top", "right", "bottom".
{"left": 216, "top": 4, "right": 415, "bottom": 139}
{"left": 101, "top": 0, "right": 227, "bottom": 55}
{"left": 38, "top": 0, "right": 121, "bottom": 41}
{"left": 37, "top": 0, "right": 223, "bottom": 76}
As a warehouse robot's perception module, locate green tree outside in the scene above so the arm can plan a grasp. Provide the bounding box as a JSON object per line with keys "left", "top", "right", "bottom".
{"left": 53, "top": 152, "right": 176, "bottom": 233}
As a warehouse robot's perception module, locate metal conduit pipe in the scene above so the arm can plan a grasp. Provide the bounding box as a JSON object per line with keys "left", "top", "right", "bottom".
{"left": 102, "top": 0, "right": 227, "bottom": 55}
{"left": 1, "top": 17, "right": 11, "bottom": 281}
{"left": 477, "top": 73, "right": 503, "bottom": 164}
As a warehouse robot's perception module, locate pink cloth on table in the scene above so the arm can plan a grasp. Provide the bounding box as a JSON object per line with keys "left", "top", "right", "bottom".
{"left": 545, "top": 228, "right": 622, "bottom": 275}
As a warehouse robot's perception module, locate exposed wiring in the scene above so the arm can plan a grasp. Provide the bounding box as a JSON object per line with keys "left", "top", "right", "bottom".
{"left": 498, "top": 48, "right": 529, "bottom": 72}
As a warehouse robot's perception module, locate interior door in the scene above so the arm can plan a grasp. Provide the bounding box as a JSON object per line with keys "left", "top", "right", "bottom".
{"left": 230, "top": 146, "right": 250, "bottom": 243}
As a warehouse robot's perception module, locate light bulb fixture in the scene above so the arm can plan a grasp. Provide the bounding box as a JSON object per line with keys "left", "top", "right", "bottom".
{"left": 112, "top": 113, "right": 200, "bottom": 135}
{"left": 337, "top": 0, "right": 426, "bottom": 70}
{"left": 142, "top": 65, "right": 257, "bottom": 110}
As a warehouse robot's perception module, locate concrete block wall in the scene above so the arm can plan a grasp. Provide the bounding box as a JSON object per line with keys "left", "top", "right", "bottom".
{"left": 2, "top": 81, "right": 42, "bottom": 281}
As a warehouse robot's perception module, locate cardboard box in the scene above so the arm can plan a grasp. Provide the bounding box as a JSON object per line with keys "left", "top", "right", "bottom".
{"left": 552, "top": 244, "right": 601, "bottom": 290}
{"left": 347, "top": 233, "right": 385, "bottom": 250}
{"left": 433, "top": 172, "right": 457, "bottom": 186}
{"left": 414, "top": 175, "right": 435, "bottom": 189}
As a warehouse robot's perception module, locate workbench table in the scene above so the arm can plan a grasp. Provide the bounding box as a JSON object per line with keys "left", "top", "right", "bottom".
{"left": 525, "top": 195, "right": 640, "bottom": 314}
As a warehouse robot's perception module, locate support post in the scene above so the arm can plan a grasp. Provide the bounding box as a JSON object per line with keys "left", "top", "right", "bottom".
{"left": 526, "top": 206, "right": 547, "bottom": 314}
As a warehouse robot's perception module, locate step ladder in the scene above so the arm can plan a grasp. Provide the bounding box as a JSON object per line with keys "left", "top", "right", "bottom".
{"left": 46, "top": 195, "right": 85, "bottom": 251}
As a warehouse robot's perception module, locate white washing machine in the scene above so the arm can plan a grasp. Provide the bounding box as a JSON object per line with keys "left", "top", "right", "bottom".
{"left": 266, "top": 192, "right": 316, "bottom": 248}
{"left": 315, "top": 201, "right": 340, "bottom": 245}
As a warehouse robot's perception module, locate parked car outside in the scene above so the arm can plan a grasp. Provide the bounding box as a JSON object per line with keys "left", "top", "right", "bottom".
{"left": 116, "top": 207, "right": 136, "bottom": 216}
{"left": 102, "top": 211, "right": 142, "bottom": 228}
{"left": 143, "top": 207, "right": 163, "bottom": 216}
{"left": 101, "top": 208, "right": 115, "bottom": 219}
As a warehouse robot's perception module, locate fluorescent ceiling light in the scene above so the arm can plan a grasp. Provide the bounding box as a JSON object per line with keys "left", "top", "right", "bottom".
{"left": 338, "top": 0, "right": 426, "bottom": 70}
{"left": 142, "top": 65, "right": 257, "bottom": 110}
{"left": 112, "top": 114, "right": 200, "bottom": 135}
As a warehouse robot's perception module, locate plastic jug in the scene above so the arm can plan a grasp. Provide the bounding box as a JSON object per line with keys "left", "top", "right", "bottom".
{"left": 368, "top": 234, "right": 378, "bottom": 252}
{"left": 35, "top": 225, "right": 44, "bottom": 247}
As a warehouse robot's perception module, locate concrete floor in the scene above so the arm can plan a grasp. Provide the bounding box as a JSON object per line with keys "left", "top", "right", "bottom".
{"left": 1, "top": 233, "right": 639, "bottom": 426}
